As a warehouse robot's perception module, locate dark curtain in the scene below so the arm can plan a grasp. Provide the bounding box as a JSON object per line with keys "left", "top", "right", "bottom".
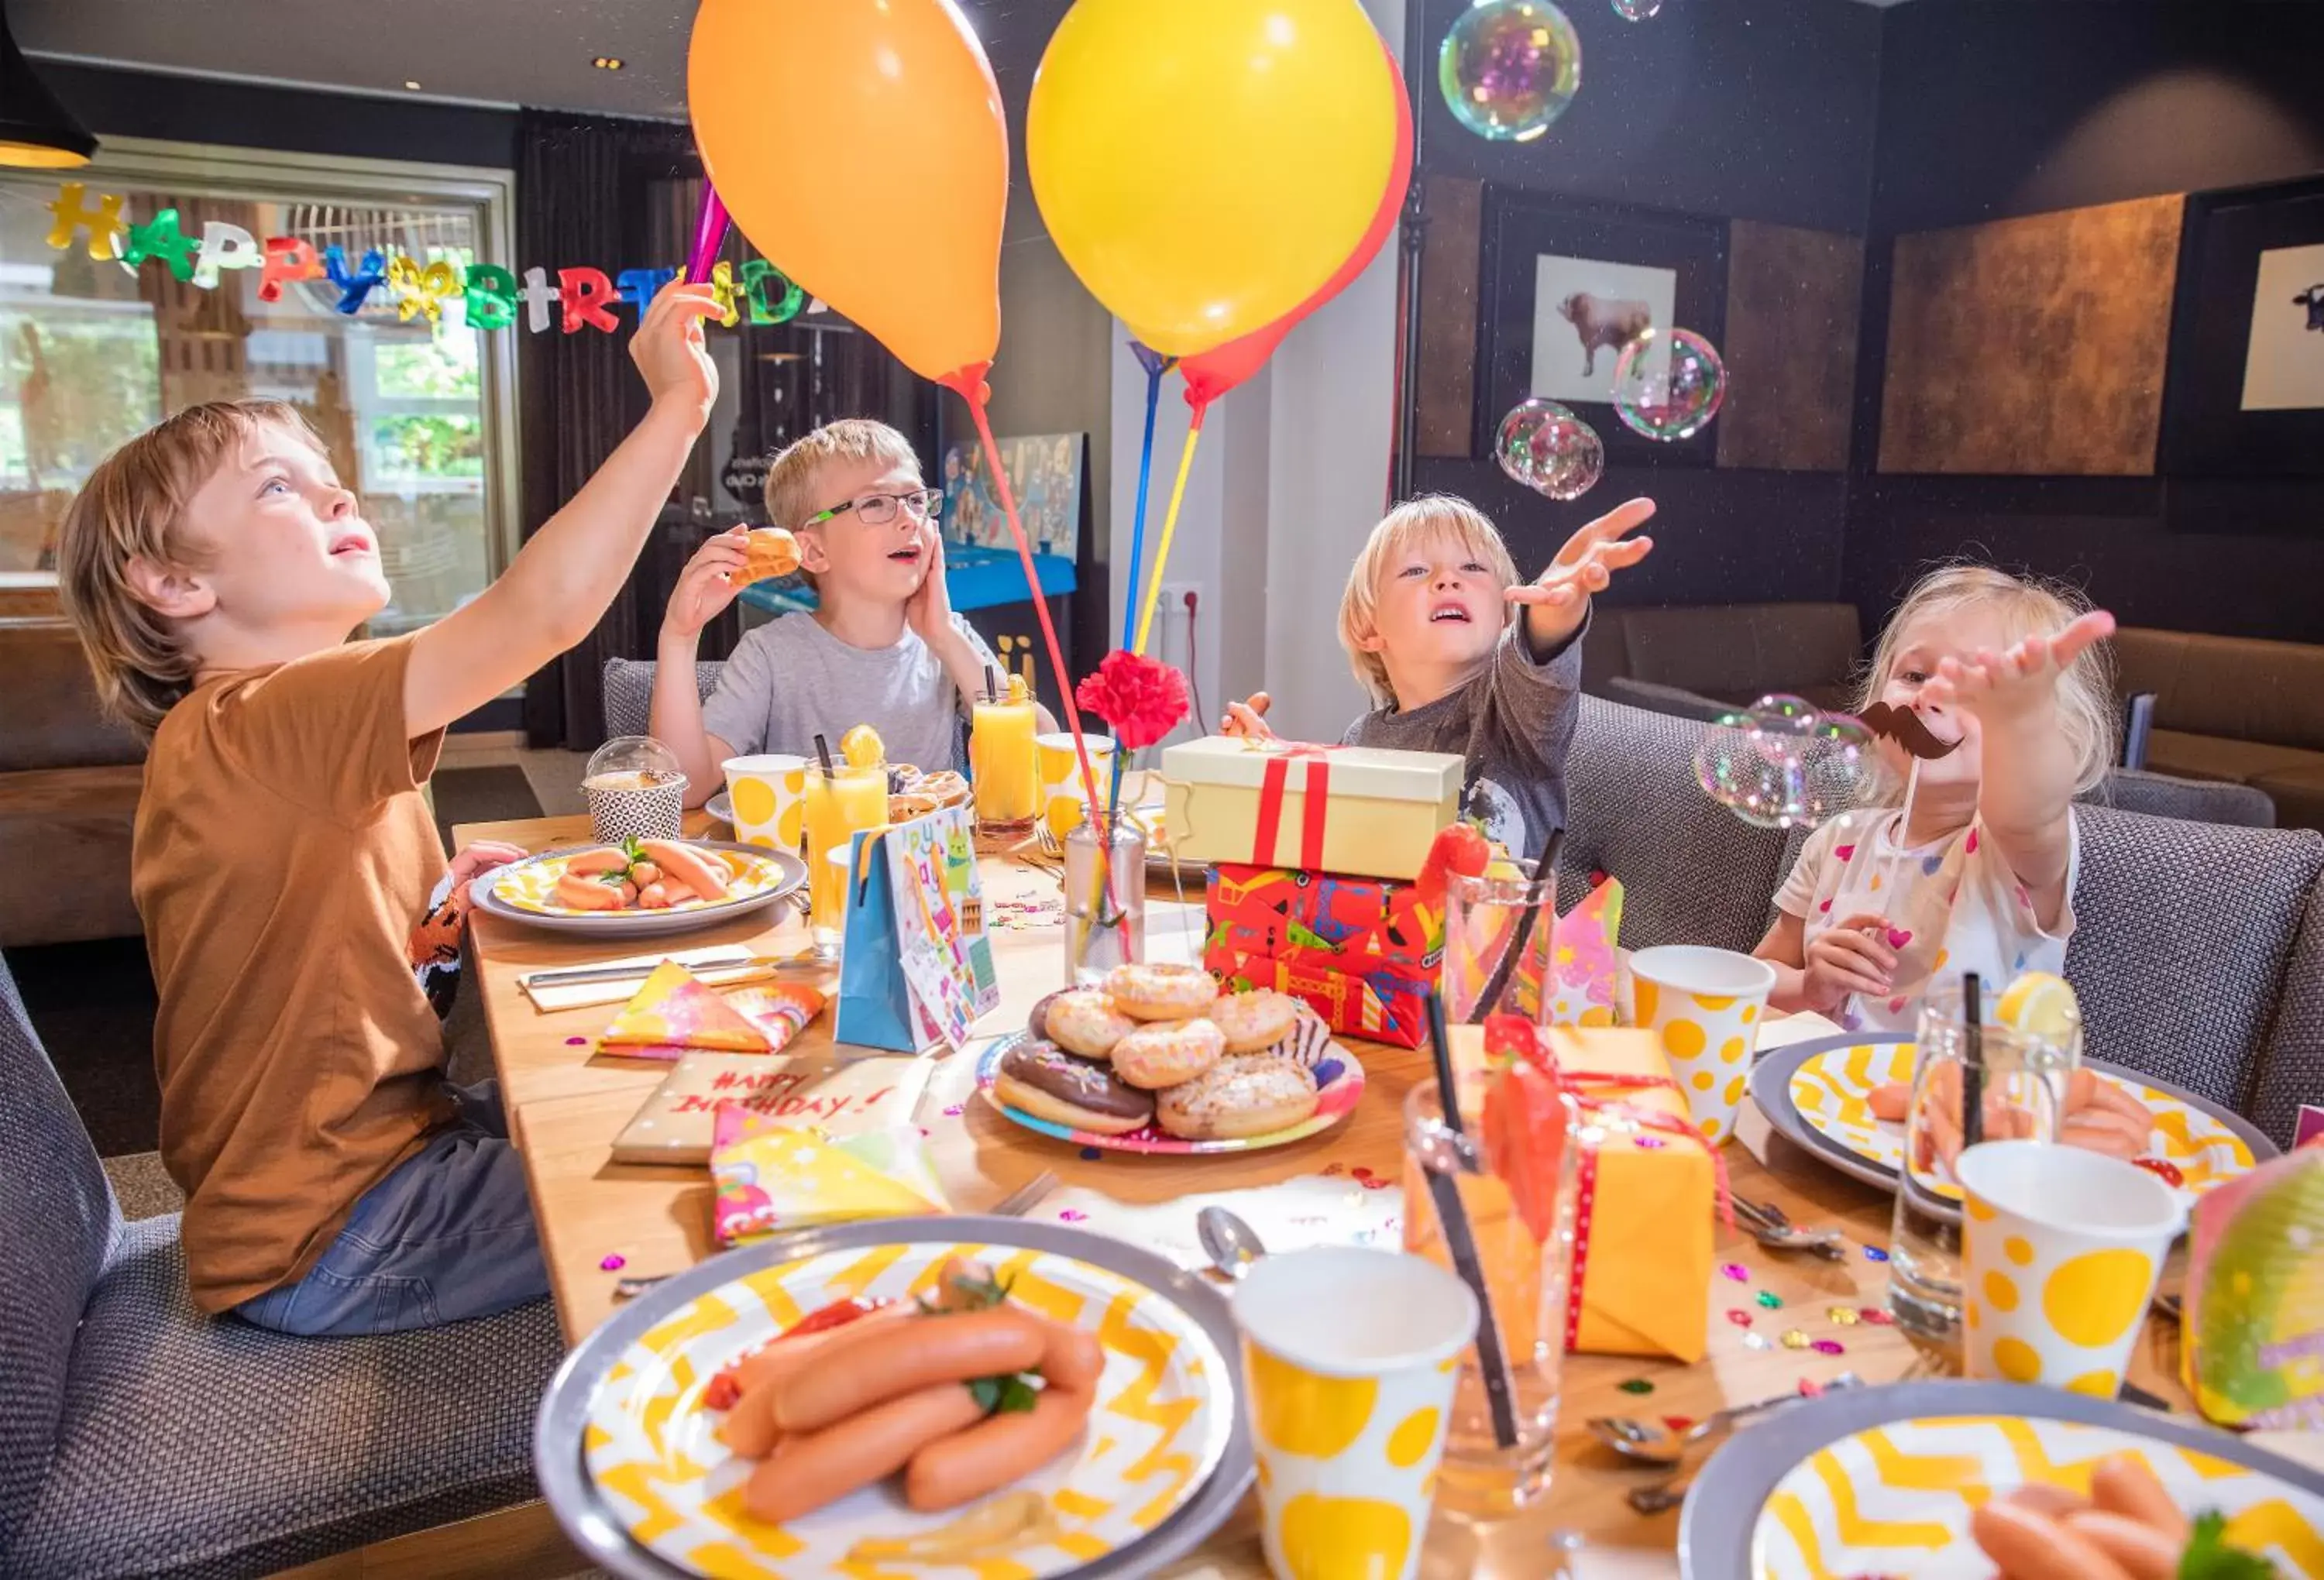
{"left": 517, "top": 109, "right": 699, "bottom": 749}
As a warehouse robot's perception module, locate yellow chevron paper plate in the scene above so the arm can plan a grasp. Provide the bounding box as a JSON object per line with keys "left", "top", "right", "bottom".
{"left": 1751, "top": 1413, "right": 2324, "bottom": 1579}
{"left": 583, "top": 1240, "right": 1231, "bottom": 1578}
{"left": 499, "top": 845, "right": 792, "bottom": 917}
{"left": 1788, "top": 1042, "right": 2256, "bottom": 1204}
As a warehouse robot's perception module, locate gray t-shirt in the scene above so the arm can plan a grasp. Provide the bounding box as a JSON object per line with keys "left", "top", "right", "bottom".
{"left": 1341, "top": 619, "right": 1584, "bottom": 864}
{"left": 701, "top": 612, "right": 997, "bottom": 775}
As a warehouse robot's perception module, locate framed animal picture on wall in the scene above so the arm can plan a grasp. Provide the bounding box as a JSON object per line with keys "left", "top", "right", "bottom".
{"left": 2162, "top": 173, "right": 2324, "bottom": 479}
{"left": 1476, "top": 191, "right": 1728, "bottom": 468}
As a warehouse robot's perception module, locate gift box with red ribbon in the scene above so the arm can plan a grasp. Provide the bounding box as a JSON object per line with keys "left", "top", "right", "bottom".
{"left": 1203, "top": 863, "right": 1442, "bottom": 1048}
{"left": 1159, "top": 735, "right": 1463, "bottom": 881}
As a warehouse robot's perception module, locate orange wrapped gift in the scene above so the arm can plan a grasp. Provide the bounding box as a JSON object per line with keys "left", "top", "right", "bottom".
{"left": 1453, "top": 1025, "right": 1717, "bottom": 1362}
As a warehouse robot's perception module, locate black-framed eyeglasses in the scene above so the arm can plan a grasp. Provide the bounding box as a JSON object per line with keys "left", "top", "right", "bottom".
{"left": 800, "top": 487, "right": 944, "bottom": 529}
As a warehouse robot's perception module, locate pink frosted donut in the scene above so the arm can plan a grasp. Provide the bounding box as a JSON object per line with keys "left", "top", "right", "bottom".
{"left": 1109, "top": 1017, "right": 1226, "bottom": 1090}
{"left": 1103, "top": 963, "right": 1218, "bottom": 1022}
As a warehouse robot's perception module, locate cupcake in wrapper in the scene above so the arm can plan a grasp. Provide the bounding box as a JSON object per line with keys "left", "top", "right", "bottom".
{"left": 583, "top": 735, "right": 688, "bottom": 844}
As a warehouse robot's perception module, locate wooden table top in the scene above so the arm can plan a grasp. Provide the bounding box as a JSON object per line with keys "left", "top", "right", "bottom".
{"left": 457, "top": 812, "right": 2195, "bottom": 1580}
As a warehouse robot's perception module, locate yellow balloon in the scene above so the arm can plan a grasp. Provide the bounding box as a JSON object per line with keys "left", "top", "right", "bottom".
{"left": 1028, "top": 0, "right": 1398, "bottom": 359}
{"left": 689, "top": 0, "right": 1006, "bottom": 389}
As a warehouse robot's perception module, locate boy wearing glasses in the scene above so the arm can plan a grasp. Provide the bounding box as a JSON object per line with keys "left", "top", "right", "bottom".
{"left": 655, "top": 418, "right": 1042, "bottom": 799}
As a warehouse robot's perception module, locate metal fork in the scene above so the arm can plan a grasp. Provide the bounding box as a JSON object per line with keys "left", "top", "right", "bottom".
{"left": 1731, "top": 1196, "right": 1848, "bottom": 1260}
{"left": 613, "top": 1170, "right": 1061, "bottom": 1300}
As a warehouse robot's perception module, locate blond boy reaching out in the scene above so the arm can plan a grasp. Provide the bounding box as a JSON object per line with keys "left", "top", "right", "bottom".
{"left": 1224, "top": 495, "right": 1654, "bottom": 861}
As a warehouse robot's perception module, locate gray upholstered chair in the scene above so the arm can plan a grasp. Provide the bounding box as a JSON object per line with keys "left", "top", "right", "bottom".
{"left": 1556, "top": 696, "right": 1795, "bottom": 955}
{"left": 2080, "top": 768, "right": 2276, "bottom": 830}
{"left": 0, "top": 957, "right": 564, "bottom": 1578}
{"left": 2253, "top": 881, "right": 2324, "bottom": 1148}
{"left": 2064, "top": 808, "right": 2323, "bottom": 1121}
{"left": 601, "top": 658, "right": 725, "bottom": 744}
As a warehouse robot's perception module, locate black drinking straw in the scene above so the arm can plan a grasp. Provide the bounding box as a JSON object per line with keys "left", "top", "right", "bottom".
{"left": 1425, "top": 989, "right": 1521, "bottom": 1448}
{"left": 1478, "top": 831, "right": 1566, "bottom": 1019}
{"left": 812, "top": 731, "right": 837, "bottom": 778}
{"left": 984, "top": 663, "right": 997, "bottom": 705}
{"left": 1961, "top": 972, "right": 1985, "bottom": 1152}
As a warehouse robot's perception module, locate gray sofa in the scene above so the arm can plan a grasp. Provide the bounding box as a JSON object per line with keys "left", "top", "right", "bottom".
{"left": 0, "top": 961, "right": 565, "bottom": 1579}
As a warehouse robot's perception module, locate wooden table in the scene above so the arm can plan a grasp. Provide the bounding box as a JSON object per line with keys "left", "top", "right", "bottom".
{"left": 458, "top": 813, "right": 2195, "bottom": 1580}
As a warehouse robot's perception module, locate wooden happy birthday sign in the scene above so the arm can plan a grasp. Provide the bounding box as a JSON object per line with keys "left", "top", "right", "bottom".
{"left": 42, "top": 180, "right": 809, "bottom": 334}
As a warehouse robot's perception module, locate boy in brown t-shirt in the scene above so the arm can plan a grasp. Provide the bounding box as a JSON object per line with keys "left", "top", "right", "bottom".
{"left": 55, "top": 282, "right": 722, "bottom": 1334}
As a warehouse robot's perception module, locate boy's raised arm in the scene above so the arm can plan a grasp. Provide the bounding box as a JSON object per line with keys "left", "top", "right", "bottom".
{"left": 404, "top": 283, "right": 721, "bottom": 740}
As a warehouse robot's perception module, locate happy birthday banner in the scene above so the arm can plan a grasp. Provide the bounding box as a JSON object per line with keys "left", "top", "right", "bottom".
{"left": 42, "top": 180, "right": 809, "bottom": 334}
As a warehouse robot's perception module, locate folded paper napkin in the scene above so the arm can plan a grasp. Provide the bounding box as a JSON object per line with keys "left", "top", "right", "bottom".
{"left": 710, "top": 1106, "right": 950, "bottom": 1245}
{"left": 596, "top": 961, "right": 824, "bottom": 1060}
{"left": 517, "top": 946, "right": 770, "bottom": 1012}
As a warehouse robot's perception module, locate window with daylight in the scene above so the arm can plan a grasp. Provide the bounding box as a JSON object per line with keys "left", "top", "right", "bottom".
{"left": 0, "top": 136, "right": 518, "bottom": 635}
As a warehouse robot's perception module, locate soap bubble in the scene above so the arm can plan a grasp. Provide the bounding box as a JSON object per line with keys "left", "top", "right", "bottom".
{"left": 1439, "top": 0, "right": 1583, "bottom": 143}
{"left": 1612, "top": 327, "right": 1728, "bottom": 441}
{"left": 1694, "top": 695, "right": 1875, "bottom": 830}
{"left": 1613, "top": 0, "right": 1662, "bottom": 15}
{"left": 1495, "top": 398, "right": 1605, "bottom": 500}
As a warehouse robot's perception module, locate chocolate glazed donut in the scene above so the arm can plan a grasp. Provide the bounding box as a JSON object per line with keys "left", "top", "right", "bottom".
{"left": 994, "top": 1041, "right": 1154, "bottom": 1136}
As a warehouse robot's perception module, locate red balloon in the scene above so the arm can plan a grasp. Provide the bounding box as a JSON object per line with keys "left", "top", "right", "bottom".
{"left": 1177, "top": 41, "right": 1414, "bottom": 410}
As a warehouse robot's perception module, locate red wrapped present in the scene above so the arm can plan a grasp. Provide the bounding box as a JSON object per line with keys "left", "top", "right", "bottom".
{"left": 1204, "top": 864, "right": 1441, "bottom": 1048}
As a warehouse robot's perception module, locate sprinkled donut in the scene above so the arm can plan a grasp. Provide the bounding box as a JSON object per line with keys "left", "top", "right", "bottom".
{"left": 1102, "top": 962, "right": 1219, "bottom": 1022}
{"left": 1157, "top": 1055, "right": 1319, "bottom": 1141}
{"left": 1043, "top": 988, "right": 1140, "bottom": 1061}
{"left": 1208, "top": 988, "right": 1301, "bottom": 1054}
{"left": 1109, "top": 1017, "right": 1226, "bottom": 1090}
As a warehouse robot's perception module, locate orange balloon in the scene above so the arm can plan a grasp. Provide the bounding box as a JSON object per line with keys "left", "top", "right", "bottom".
{"left": 688, "top": 0, "right": 1006, "bottom": 390}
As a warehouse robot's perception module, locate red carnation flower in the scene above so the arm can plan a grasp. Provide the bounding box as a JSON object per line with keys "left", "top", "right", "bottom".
{"left": 1075, "top": 651, "right": 1191, "bottom": 752}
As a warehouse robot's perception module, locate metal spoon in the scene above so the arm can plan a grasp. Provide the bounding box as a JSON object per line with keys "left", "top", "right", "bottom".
{"left": 1197, "top": 1206, "right": 1268, "bottom": 1280}
{"left": 1590, "top": 1373, "right": 1862, "bottom": 1465}
{"left": 1731, "top": 1198, "right": 1849, "bottom": 1260}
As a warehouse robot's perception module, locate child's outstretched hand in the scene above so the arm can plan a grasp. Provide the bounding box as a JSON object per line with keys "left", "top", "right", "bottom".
{"left": 632, "top": 280, "right": 721, "bottom": 420}
{"left": 1917, "top": 610, "right": 2116, "bottom": 724}
{"left": 665, "top": 525, "right": 750, "bottom": 642}
{"left": 1221, "top": 692, "right": 1275, "bottom": 740}
{"left": 1506, "top": 497, "right": 1656, "bottom": 651}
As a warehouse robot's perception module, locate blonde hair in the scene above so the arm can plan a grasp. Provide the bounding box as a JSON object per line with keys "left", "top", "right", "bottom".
{"left": 761, "top": 417, "right": 921, "bottom": 531}
{"left": 1338, "top": 494, "right": 1519, "bottom": 706}
{"left": 57, "top": 400, "right": 325, "bottom": 739}
{"left": 1860, "top": 563, "right": 2119, "bottom": 797}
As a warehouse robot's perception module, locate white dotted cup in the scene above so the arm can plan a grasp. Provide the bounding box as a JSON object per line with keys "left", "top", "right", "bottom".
{"left": 1235, "top": 1248, "right": 1477, "bottom": 1580}
{"left": 721, "top": 754, "right": 808, "bottom": 852}
{"left": 1958, "top": 1139, "right": 2183, "bottom": 1398}
{"left": 582, "top": 773, "right": 687, "bottom": 845}
{"left": 1624, "top": 945, "right": 1778, "bottom": 1146}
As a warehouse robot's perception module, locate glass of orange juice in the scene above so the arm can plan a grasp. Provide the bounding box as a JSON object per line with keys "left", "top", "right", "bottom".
{"left": 971, "top": 675, "right": 1039, "bottom": 836}
{"left": 803, "top": 762, "right": 887, "bottom": 956}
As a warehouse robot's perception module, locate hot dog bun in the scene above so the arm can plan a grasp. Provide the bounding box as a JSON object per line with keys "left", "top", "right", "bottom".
{"left": 639, "top": 838, "right": 731, "bottom": 902}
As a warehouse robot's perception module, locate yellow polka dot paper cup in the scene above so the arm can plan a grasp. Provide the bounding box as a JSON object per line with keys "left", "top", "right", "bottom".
{"left": 1234, "top": 1247, "right": 1477, "bottom": 1580}
{"left": 1958, "top": 1139, "right": 2185, "bottom": 1397}
{"left": 1624, "top": 945, "right": 1779, "bottom": 1146}
{"left": 1037, "top": 733, "right": 1118, "bottom": 843}
{"left": 720, "top": 754, "right": 807, "bottom": 851}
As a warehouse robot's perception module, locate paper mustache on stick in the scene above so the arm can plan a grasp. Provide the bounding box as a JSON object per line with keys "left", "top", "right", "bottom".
{"left": 1858, "top": 702, "right": 1962, "bottom": 761}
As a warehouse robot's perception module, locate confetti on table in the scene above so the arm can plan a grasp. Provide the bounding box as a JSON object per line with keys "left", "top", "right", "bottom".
{"left": 1741, "top": 1332, "right": 1772, "bottom": 1350}
{"left": 1726, "top": 1309, "right": 1753, "bottom": 1328}
{"left": 1811, "top": 1339, "right": 1845, "bottom": 1355}
{"left": 1797, "top": 1378, "right": 1824, "bottom": 1397}
{"left": 1057, "top": 1209, "right": 1088, "bottom": 1222}
{"left": 942, "top": 1104, "right": 964, "bottom": 1117}
{"left": 1779, "top": 1330, "right": 1810, "bottom": 1350}
{"left": 1079, "top": 1146, "right": 1103, "bottom": 1161}
{"left": 1859, "top": 1307, "right": 1894, "bottom": 1325}
{"left": 1827, "top": 1307, "right": 1860, "bottom": 1325}
{"left": 600, "top": 1253, "right": 626, "bottom": 1272}
{"left": 1634, "top": 1135, "right": 1666, "bottom": 1149}
{"left": 1862, "top": 1245, "right": 1889, "bottom": 1262}
{"left": 1662, "top": 1416, "right": 1694, "bottom": 1433}
{"left": 1721, "top": 1262, "right": 1750, "bottom": 1283}
{"left": 1755, "top": 1290, "right": 1783, "bottom": 1310}
{"left": 565, "top": 1036, "right": 588, "bottom": 1046}
{"left": 1618, "top": 1378, "right": 1655, "bottom": 1395}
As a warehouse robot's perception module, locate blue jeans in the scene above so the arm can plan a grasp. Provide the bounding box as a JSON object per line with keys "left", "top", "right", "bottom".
{"left": 234, "top": 1080, "right": 548, "bottom": 1337}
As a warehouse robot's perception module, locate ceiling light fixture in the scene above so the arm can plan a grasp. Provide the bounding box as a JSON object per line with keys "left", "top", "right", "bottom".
{"left": 0, "top": 0, "right": 96, "bottom": 168}
{"left": 593, "top": 57, "right": 625, "bottom": 70}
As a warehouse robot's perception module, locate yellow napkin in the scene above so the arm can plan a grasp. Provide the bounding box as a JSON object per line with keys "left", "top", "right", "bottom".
{"left": 710, "top": 1121, "right": 949, "bottom": 1245}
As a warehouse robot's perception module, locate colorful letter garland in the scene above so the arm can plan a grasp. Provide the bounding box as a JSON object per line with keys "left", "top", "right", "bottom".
{"left": 43, "top": 180, "right": 808, "bottom": 335}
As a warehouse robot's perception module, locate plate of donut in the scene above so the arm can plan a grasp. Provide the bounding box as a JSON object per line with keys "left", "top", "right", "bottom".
{"left": 975, "top": 967, "right": 1367, "bottom": 1156}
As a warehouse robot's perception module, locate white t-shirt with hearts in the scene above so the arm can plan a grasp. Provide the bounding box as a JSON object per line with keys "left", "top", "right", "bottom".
{"left": 1772, "top": 809, "right": 2080, "bottom": 1036}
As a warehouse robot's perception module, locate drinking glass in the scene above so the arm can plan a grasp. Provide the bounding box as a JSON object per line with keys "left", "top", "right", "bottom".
{"left": 1886, "top": 981, "right": 2073, "bottom": 1351}
{"left": 1442, "top": 860, "right": 1558, "bottom": 1024}
{"left": 802, "top": 763, "right": 886, "bottom": 956}
{"left": 1401, "top": 1076, "right": 1578, "bottom": 1520}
